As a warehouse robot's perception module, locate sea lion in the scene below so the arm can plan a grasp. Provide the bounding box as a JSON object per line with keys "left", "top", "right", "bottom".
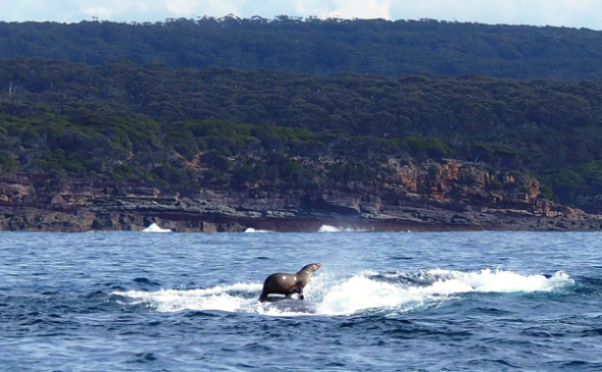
{"left": 258, "top": 263, "right": 322, "bottom": 302}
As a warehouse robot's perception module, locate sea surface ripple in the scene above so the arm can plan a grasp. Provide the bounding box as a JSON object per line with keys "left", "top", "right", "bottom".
{"left": 1, "top": 230, "right": 601, "bottom": 371}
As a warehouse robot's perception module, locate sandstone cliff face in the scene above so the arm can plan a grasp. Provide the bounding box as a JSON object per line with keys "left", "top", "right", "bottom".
{"left": 383, "top": 158, "right": 540, "bottom": 205}
{"left": 0, "top": 159, "right": 599, "bottom": 232}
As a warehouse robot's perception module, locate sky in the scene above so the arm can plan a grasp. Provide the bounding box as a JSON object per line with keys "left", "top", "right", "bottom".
{"left": 2, "top": 0, "right": 602, "bottom": 30}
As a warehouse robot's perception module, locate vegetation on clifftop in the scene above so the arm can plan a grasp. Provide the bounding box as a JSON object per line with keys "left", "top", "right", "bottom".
{"left": 2, "top": 17, "right": 602, "bottom": 80}
{"left": 1, "top": 58, "right": 602, "bottom": 207}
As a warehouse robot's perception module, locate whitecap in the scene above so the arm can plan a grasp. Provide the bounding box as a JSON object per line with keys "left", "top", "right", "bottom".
{"left": 244, "top": 228, "right": 270, "bottom": 233}
{"left": 112, "top": 283, "right": 262, "bottom": 313}
{"left": 142, "top": 223, "right": 172, "bottom": 233}
{"left": 112, "top": 269, "right": 574, "bottom": 317}
{"left": 317, "top": 225, "right": 364, "bottom": 232}
{"left": 311, "top": 269, "right": 573, "bottom": 316}
{"left": 318, "top": 225, "right": 341, "bottom": 232}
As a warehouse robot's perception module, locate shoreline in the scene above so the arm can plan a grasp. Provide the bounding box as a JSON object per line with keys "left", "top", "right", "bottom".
{"left": 2, "top": 172, "right": 601, "bottom": 233}
{"left": 1, "top": 203, "right": 601, "bottom": 233}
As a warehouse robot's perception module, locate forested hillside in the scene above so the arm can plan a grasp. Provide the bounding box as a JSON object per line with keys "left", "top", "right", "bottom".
{"left": 1, "top": 58, "right": 602, "bottom": 207}
{"left": 1, "top": 17, "right": 602, "bottom": 80}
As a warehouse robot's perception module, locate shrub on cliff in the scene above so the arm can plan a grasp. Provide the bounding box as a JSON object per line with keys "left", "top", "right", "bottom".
{"left": 2, "top": 59, "right": 602, "bottom": 206}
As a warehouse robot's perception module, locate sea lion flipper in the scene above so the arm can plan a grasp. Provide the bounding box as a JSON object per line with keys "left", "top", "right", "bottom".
{"left": 259, "top": 291, "right": 268, "bottom": 302}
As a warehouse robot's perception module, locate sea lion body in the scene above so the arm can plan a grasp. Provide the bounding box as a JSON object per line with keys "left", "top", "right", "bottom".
{"left": 259, "top": 263, "right": 322, "bottom": 302}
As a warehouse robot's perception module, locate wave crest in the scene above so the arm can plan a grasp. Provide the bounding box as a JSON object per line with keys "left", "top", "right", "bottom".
{"left": 111, "top": 269, "right": 574, "bottom": 316}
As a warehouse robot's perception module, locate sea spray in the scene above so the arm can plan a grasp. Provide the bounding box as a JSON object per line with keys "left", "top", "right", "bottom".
{"left": 112, "top": 268, "right": 573, "bottom": 316}
{"left": 318, "top": 225, "right": 365, "bottom": 232}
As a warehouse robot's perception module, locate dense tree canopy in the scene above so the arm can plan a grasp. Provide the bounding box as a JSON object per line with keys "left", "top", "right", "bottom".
{"left": 1, "top": 17, "right": 602, "bottom": 80}
{"left": 1, "top": 58, "right": 602, "bottom": 206}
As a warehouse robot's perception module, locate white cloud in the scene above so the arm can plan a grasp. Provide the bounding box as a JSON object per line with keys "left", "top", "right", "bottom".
{"left": 81, "top": 6, "right": 113, "bottom": 19}
{"left": 387, "top": 0, "right": 602, "bottom": 29}
{"left": 388, "top": 0, "right": 519, "bottom": 24}
{"left": 288, "top": 0, "right": 392, "bottom": 19}
{"left": 166, "top": 0, "right": 244, "bottom": 18}
{"left": 293, "top": 0, "right": 325, "bottom": 15}
{"left": 326, "top": 0, "right": 391, "bottom": 20}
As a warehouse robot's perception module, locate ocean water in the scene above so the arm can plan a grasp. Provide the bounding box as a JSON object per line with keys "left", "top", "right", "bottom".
{"left": 1, "top": 229, "right": 601, "bottom": 371}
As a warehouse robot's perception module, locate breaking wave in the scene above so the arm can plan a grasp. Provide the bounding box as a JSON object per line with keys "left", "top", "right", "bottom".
{"left": 112, "top": 269, "right": 574, "bottom": 317}
{"left": 318, "top": 225, "right": 365, "bottom": 232}
{"left": 142, "top": 223, "right": 172, "bottom": 233}
{"left": 244, "top": 228, "right": 271, "bottom": 233}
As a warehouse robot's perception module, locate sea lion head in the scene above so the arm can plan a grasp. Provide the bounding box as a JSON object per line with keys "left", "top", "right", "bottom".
{"left": 300, "top": 263, "right": 322, "bottom": 274}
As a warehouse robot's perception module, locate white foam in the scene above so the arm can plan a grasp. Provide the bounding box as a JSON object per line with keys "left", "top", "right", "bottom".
{"left": 112, "top": 283, "right": 262, "bottom": 312}
{"left": 313, "top": 275, "right": 424, "bottom": 315}
{"left": 317, "top": 225, "right": 364, "bottom": 232}
{"left": 440, "top": 268, "right": 571, "bottom": 293}
{"left": 318, "top": 225, "right": 341, "bottom": 232}
{"left": 244, "top": 228, "right": 270, "bottom": 233}
{"left": 142, "top": 223, "right": 172, "bottom": 233}
{"left": 112, "top": 269, "right": 574, "bottom": 316}
{"left": 309, "top": 269, "right": 574, "bottom": 316}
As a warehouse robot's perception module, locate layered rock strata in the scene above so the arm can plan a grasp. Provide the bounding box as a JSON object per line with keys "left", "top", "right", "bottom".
{"left": 1, "top": 160, "right": 600, "bottom": 232}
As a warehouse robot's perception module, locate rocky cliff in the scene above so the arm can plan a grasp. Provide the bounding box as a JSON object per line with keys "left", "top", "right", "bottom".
{"left": 1, "top": 159, "right": 600, "bottom": 232}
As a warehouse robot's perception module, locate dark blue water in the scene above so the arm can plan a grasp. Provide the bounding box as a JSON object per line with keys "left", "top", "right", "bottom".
{"left": 1, "top": 229, "right": 601, "bottom": 371}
